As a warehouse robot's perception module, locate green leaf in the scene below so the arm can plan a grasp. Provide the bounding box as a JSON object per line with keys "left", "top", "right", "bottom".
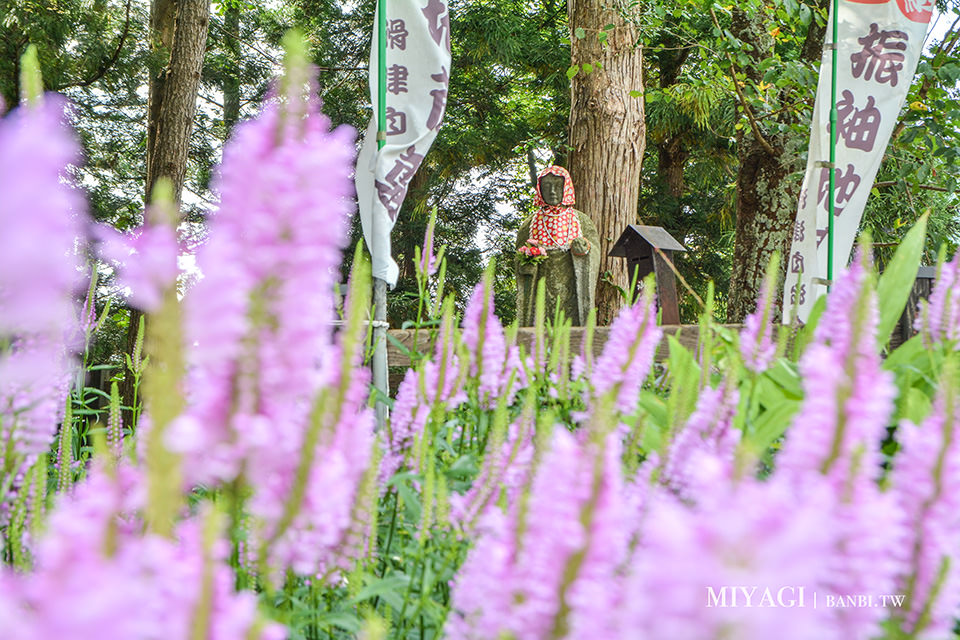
{"left": 349, "top": 575, "right": 411, "bottom": 612}
{"left": 899, "top": 386, "right": 932, "bottom": 425}
{"left": 582, "top": 62, "right": 594, "bottom": 75}
{"left": 750, "top": 399, "right": 801, "bottom": 452}
{"left": 445, "top": 454, "right": 478, "bottom": 478}
{"left": 629, "top": 89, "right": 643, "bottom": 98}
{"left": 762, "top": 360, "right": 803, "bottom": 399}
{"left": 883, "top": 334, "right": 925, "bottom": 371}
{"left": 566, "top": 64, "right": 579, "bottom": 80}
{"left": 574, "top": 27, "right": 586, "bottom": 39}
{"left": 876, "top": 213, "right": 928, "bottom": 348}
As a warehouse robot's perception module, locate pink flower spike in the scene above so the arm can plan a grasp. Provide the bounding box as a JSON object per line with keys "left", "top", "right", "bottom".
{"left": 94, "top": 223, "right": 179, "bottom": 311}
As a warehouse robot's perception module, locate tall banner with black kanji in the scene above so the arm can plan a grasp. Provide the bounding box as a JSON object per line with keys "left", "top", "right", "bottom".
{"left": 355, "top": 0, "right": 452, "bottom": 287}
{"left": 783, "top": 0, "right": 933, "bottom": 322}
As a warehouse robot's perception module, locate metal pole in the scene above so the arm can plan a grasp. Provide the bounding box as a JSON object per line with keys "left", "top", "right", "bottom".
{"left": 827, "top": 0, "right": 839, "bottom": 290}
{"left": 372, "top": 0, "right": 390, "bottom": 429}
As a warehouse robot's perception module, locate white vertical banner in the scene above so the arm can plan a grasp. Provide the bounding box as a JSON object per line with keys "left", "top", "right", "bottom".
{"left": 355, "top": 0, "right": 452, "bottom": 287}
{"left": 783, "top": 0, "right": 933, "bottom": 322}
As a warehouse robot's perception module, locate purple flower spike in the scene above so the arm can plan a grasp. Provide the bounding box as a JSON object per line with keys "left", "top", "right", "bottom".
{"left": 918, "top": 253, "right": 960, "bottom": 347}
{"left": 0, "top": 96, "right": 86, "bottom": 506}
{"left": 0, "top": 96, "right": 86, "bottom": 337}
{"left": 622, "top": 478, "right": 838, "bottom": 640}
{"left": 775, "top": 255, "right": 905, "bottom": 639}
{"left": 0, "top": 463, "right": 284, "bottom": 640}
{"left": 661, "top": 381, "right": 741, "bottom": 503}
{"left": 94, "top": 222, "right": 179, "bottom": 311}
{"left": 740, "top": 269, "right": 777, "bottom": 373}
{"left": 779, "top": 256, "right": 895, "bottom": 485}
{"left": 592, "top": 286, "right": 662, "bottom": 414}
{"left": 891, "top": 388, "right": 960, "bottom": 637}
{"left": 462, "top": 280, "right": 525, "bottom": 407}
{"left": 446, "top": 429, "right": 630, "bottom": 639}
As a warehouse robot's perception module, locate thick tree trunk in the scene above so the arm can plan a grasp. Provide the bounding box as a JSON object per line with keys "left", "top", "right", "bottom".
{"left": 567, "top": 0, "right": 645, "bottom": 325}
{"left": 727, "top": 132, "right": 800, "bottom": 322}
{"left": 144, "top": 0, "right": 210, "bottom": 206}
{"left": 726, "top": 8, "right": 802, "bottom": 322}
{"left": 123, "top": 0, "right": 210, "bottom": 424}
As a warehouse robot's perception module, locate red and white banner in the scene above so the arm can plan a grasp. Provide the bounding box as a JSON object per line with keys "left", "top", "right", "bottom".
{"left": 783, "top": 0, "right": 933, "bottom": 322}
{"left": 355, "top": 0, "right": 452, "bottom": 287}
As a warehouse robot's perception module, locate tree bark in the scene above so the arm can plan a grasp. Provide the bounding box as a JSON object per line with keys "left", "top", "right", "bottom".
{"left": 727, "top": 131, "right": 800, "bottom": 322}
{"left": 222, "top": 3, "right": 241, "bottom": 135}
{"left": 567, "top": 0, "right": 645, "bottom": 325}
{"left": 726, "top": 8, "right": 803, "bottom": 322}
{"left": 144, "top": 0, "right": 211, "bottom": 206}
{"left": 657, "top": 137, "right": 688, "bottom": 199}
{"left": 123, "top": 0, "right": 210, "bottom": 425}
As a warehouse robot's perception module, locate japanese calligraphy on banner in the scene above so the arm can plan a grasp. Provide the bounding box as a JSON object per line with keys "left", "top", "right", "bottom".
{"left": 782, "top": 0, "right": 933, "bottom": 322}
{"left": 355, "top": 0, "right": 452, "bottom": 287}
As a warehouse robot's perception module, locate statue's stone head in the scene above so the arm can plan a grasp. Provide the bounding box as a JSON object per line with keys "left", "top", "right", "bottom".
{"left": 535, "top": 166, "right": 575, "bottom": 208}
{"left": 539, "top": 174, "right": 565, "bottom": 206}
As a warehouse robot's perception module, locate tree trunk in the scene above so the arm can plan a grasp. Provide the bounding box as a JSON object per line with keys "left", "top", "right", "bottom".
{"left": 657, "top": 137, "right": 688, "bottom": 199}
{"left": 567, "top": 0, "right": 645, "bottom": 325}
{"left": 144, "top": 0, "right": 211, "bottom": 206}
{"left": 223, "top": 3, "right": 241, "bottom": 135}
{"left": 122, "top": 0, "right": 210, "bottom": 425}
{"left": 726, "top": 8, "right": 803, "bottom": 322}
{"left": 727, "top": 131, "right": 800, "bottom": 322}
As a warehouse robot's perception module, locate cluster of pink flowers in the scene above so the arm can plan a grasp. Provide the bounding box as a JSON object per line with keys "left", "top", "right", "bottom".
{"left": 589, "top": 286, "right": 662, "bottom": 414}
{"left": 164, "top": 86, "right": 376, "bottom": 579}
{"left": 0, "top": 462, "right": 283, "bottom": 640}
{"left": 444, "top": 252, "right": 960, "bottom": 640}
{"left": 0, "top": 96, "right": 86, "bottom": 528}
{"left": 381, "top": 324, "right": 466, "bottom": 483}
{"left": 918, "top": 253, "right": 960, "bottom": 346}
{"left": 660, "top": 381, "right": 740, "bottom": 503}
{"left": 446, "top": 428, "right": 629, "bottom": 639}
{"left": 449, "top": 415, "right": 535, "bottom": 532}
{"left": 461, "top": 279, "right": 526, "bottom": 406}
{"left": 891, "top": 387, "right": 960, "bottom": 637}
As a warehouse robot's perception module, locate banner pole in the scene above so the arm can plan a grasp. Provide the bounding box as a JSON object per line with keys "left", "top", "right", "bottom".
{"left": 827, "top": 0, "right": 839, "bottom": 291}
{"left": 372, "top": 0, "right": 389, "bottom": 430}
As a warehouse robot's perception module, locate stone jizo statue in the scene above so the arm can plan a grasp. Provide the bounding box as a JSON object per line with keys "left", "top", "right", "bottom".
{"left": 515, "top": 166, "right": 600, "bottom": 326}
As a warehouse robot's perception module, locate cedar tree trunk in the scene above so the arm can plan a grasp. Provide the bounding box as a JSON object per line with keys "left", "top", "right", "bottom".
{"left": 567, "top": 0, "right": 646, "bottom": 325}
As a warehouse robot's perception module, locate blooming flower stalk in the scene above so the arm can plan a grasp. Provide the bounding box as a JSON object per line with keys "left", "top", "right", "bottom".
{"left": 621, "top": 478, "right": 838, "bottom": 640}
{"left": 660, "top": 381, "right": 741, "bottom": 503}
{"left": 591, "top": 285, "right": 662, "bottom": 414}
{"left": 0, "top": 96, "right": 85, "bottom": 338}
{"left": 891, "top": 384, "right": 960, "bottom": 638}
{"left": 0, "top": 94, "right": 86, "bottom": 527}
{"left": 776, "top": 255, "right": 904, "bottom": 639}
{"left": 917, "top": 252, "right": 960, "bottom": 347}
{"left": 461, "top": 278, "right": 525, "bottom": 407}
{"left": 739, "top": 261, "right": 778, "bottom": 373}
{"left": 446, "top": 428, "right": 629, "bottom": 639}
{"left": 0, "top": 462, "right": 284, "bottom": 640}
{"left": 165, "top": 62, "right": 376, "bottom": 579}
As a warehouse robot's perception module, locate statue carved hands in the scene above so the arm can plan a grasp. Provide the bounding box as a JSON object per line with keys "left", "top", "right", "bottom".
{"left": 570, "top": 236, "right": 590, "bottom": 257}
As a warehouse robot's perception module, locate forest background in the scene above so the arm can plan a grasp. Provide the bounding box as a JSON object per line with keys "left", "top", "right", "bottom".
{"left": 3, "top": 0, "right": 960, "bottom": 354}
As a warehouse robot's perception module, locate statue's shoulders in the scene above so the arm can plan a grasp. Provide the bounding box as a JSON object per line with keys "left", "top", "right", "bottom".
{"left": 573, "top": 209, "right": 600, "bottom": 237}
{"left": 516, "top": 215, "right": 533, "bottom": 248}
